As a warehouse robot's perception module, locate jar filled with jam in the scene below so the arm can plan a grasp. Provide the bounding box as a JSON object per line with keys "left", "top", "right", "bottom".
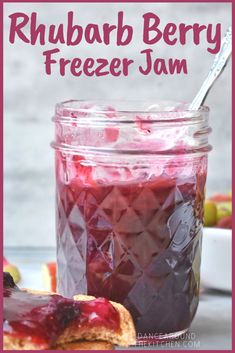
{"left": 51, "top": 100, "right": 211, "bottom": 342}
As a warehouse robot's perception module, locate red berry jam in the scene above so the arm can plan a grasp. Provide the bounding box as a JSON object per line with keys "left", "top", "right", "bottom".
{"left": 3, "top": 273, "right": 120, "bottom": 347}
{"left": 56, "top": 152, "right": 207, "bottom": 338}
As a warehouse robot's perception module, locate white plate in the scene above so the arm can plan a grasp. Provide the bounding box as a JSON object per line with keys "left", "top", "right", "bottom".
{"left": 201, "top": 227, "right": 232, "bottom": 292}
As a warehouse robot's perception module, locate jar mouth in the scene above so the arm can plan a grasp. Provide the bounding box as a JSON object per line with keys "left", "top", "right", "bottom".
{"left": 52, "top": 99, "right": 211, "bottom": 157}
{"left": 54, "top": 99, "right": 209, "bottom": 124}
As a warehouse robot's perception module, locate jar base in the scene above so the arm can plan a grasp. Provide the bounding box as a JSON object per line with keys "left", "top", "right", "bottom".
{"left": 136, "top": 328, "right": 189, "bottom": 346}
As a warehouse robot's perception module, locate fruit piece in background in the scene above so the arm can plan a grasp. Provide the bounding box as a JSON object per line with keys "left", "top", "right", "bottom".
{"left": 204, "top": 200, "right": 217, "bottom": 227}
{"left": 3, "top": 257, "right": 21, "bottom": 283}
{"left": 209, "top": 193, "right": 232, "bottom": 202}
{"left": 216, "top": 215, "right": 232, "bottom": 229}
{"left": 42, "top": 262, "right": 57, "bottom": 292}
{"left": 205, "top": 192, "right": 232, "bottom": 229}
{"left": 216, "top": 202, "right": 232, "bottom": 221}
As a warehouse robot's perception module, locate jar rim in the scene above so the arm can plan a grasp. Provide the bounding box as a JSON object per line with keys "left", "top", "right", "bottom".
{"left": 52, "top": 99, "right": 211, "bottom": 156}
{"left": 54, "top": 99, "right": 209, "bottom": 124}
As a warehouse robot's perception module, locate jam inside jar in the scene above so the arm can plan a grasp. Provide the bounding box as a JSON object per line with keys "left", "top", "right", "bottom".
{"left": 52, "top": 100, "right": 211, "bottom": 342}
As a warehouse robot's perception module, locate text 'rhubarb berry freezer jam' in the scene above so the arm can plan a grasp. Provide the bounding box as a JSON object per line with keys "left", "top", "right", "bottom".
{"left": 51, "top": 100, "right": 211, "bottom": 342}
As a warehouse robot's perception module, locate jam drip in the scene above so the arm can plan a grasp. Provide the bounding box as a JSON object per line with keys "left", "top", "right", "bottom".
{"left": 3, "top": 272, "right": 120, "bottom": 346}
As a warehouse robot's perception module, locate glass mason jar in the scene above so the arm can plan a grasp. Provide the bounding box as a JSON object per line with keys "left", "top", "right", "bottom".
{"left": 51, "top": 100, "right": 211, "bottom": 342}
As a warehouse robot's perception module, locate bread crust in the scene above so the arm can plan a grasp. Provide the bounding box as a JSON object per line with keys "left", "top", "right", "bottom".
{"left": 4, "top": 335, "right": 47, "bottom": 350}
{"left": 57, "top": 340, "right": 114, "bottom": 350}
{"left": 4, "top": 290, "right": 136, "bottom": 350}
{"left": 3, "top": 336, "right": 113, "bottom": 351}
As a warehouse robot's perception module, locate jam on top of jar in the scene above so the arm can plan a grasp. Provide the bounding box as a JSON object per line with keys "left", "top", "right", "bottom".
{"left": 3, "top": 272, "right": 120, "bottom": 346}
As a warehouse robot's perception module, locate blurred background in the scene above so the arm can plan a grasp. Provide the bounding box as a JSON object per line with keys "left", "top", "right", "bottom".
{"left": 4, "top": 3, "right": 232, "bottom": 247}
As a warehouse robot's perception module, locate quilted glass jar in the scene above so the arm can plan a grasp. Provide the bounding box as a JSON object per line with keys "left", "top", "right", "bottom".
{"left": 51, "top": 100, "right": 211, "bottom": 342}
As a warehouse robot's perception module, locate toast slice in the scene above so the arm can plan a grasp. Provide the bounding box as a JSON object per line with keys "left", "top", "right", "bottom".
{"left": 36, "top": 293, "right": 136, "bottom": 347}
{"left": 3, "top": 274, "right": 136, "bottom": 350}
{"left": 70, "top": 295, "right": 136, "bottom": 347}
